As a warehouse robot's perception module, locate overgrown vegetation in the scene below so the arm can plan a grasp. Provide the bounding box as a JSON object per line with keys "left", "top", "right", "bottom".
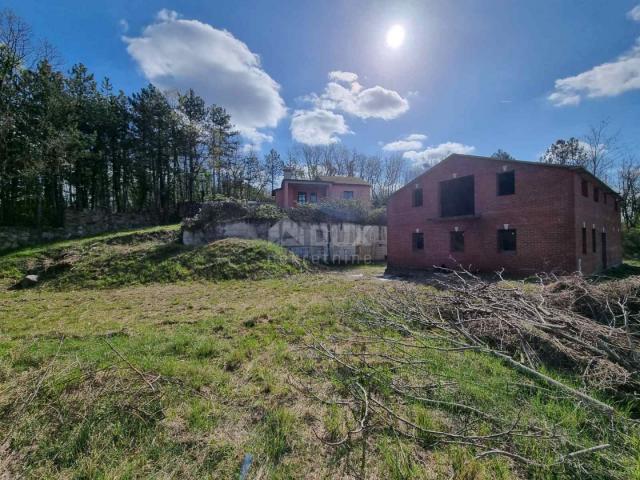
{"left": 1, "top": 229, "right": 640, "bottom": 478}
{"left": 183, "top": 198, "right": 386, "bottom": 233}
{"left": 0, "top": 226, "right": 307, "bottom": 288}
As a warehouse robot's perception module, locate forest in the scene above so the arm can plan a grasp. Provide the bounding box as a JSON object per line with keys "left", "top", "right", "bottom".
{"left": 0, "top": 10, "right": 410, "bottom": 229}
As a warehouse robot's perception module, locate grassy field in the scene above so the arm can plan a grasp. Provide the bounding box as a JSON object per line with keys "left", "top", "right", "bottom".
{"left": 0, "top": 226, "right": 638, "bottom": 479}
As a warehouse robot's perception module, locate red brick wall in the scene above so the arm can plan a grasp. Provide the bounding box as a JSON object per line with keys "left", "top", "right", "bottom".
{"left": 387, "top": 156, "right": 620, "bottom": 275}
{"left": 276, "top": 182, "right": 372, "bottom": 208}
{"left": 572, "top": 175, "right": 622, "bottom": 273}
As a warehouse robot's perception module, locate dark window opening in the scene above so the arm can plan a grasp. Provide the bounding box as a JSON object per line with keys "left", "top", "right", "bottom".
{"left": 297, "top": 192, "right": 307, "bottom": 204}
{"left": 440, "top": 176, "right": 475, "bottom": 217}
{"left": 594, "top": 187, "right": 600, "bottom": 202}
{"left": 310, "top": 192, "right": 318, "bottom": 203}
{"left": 450, "top": 231, "right": 464, "bottom": 252}
{"left": 413, "top": 188, "right": 423, "bottom": 207}
{"left": 498, "top": 229, "right": 517, "bottom": 252}
{"left": 582, "top": 227, "right": 587, "bottom": 254}
{"left": 603, "top": 193, "right": 607, "bottom": 204}
{"left": 614, "top": 200, "right": 619, "bottom": 212}
{"left": 342, "top": 191, "right": 354, "bottom": 200}
{"left": 316, "top": 229, "right": 324, "bottom": 242}
{"left": 581, "top": 180, "right": 589, "bottom": 197}
{"left": 497, "top": 171, "right": 515, "bottom": 196}
{"left": 412, "top": 232, "right": 424, "bottom": 251}
{"left": 592, "top": 228, "right": 597, "bottom": 253}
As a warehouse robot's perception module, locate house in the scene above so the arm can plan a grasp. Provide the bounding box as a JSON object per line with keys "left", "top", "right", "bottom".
{"left": 273, "top": 168, "right": 372, "bottom": 208}
{"left": 387, "top": 154, "right": 622, "bottom": 275}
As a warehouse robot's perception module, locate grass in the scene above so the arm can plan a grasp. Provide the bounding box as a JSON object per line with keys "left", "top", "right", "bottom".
{"left": 0, "top": 226, "right": 638, "bottom": 478}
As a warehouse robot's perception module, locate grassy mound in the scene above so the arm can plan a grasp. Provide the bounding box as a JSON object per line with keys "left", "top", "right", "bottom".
{"left": 0, "top": 226, "right": 307, "bottom": 289}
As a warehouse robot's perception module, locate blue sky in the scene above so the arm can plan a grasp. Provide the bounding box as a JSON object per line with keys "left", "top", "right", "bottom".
{"left": 5, "top": 0, "right": 640, "bottom": 164}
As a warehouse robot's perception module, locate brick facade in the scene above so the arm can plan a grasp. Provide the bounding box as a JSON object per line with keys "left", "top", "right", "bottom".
{"left": 387, "top": 154, "right": 622, "bottom": 275}
{"left": 274, "top": 177, "right": 372, "bottom": 208}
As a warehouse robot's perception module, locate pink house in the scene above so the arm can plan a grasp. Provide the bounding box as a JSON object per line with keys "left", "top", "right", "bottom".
{"left": 273, "top": 169, "right": 372, "bottom": 208}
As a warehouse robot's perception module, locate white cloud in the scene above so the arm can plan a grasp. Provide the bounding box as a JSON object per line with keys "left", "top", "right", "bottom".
{"left": 628, "top": 5, "right": 640, "bottom": 22}
{"left": 329, "top": 71, "right": 359, "bottom": 83}
{"left": 290, "top": 109, "right": 351, "bottom": 145}
{"left": 156, "top": 9, "right": 180, "bottom": 22}
{"left": 118, "top": 19, "right": 129, "bottom": 33}
{"left": 549, "top": 38, "right": 640, "bottom": 106}
{"left": 382, "top": 133, "right": 427, "bottom": 151}
{"left": 123, "top": 10, "right": 286, "bottom": 148}
{"left": 308, "top": 71, "right": 409, "bottom": 120}
{"left": 403, "top": 142, "right": 475, "bottom": 166}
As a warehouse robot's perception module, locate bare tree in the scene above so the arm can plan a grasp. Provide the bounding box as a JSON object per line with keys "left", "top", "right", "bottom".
{"left": 618, "top": 155, "right": 640, "bottom": 228}
{"left": 583, "top": 119, "right": 619, "bottom": 180}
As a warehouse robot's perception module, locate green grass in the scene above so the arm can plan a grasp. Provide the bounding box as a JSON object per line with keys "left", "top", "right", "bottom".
{"left": 0, "top": 226, "right": 307, "bottom": 289}
{"left": 0, "top": 227, "right": 638, "bottom": 478}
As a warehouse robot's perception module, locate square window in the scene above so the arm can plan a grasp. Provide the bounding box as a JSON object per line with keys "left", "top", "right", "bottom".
{"left": 440, "top": 176, "right": 474, "bottom": 217}
{"left": 581, "top": 180, "right": 589, "bottom": 197}
{"left": 297, "top": 192, "right": 307, "bottom": 204}
{"left": 412, "top": 232, "right": 424, "bottom": 251}
{"left": 498, "top": 229, "right": 517, "bottom": 252}
{"left": 497, "top": 171, "right": 515, "bottom": 196}
{"left": 413, "top": 188, "right": 423, "bottom": 207}
{"left": 342, "top": 191, "right": 354, "bottom": 200}
{"left": 450, "top": 231, "right": 464, "bottom": 252}
{"left": 310, "top": 192, "right": 318, "bottom": 203}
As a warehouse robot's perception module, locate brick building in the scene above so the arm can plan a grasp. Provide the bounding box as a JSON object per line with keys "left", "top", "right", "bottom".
{"left": 387, "top": 154, "right": 622, "bottom": 275}
{"left": 273, "top": 168, "right": 372, "bottom": 208}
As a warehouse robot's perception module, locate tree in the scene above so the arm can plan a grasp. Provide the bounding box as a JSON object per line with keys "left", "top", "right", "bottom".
{"left": 491, "top": 149, "right": 515, "bottom": 161}
{"left": 540, "top": 137, "right": 588, "bottom": 167}
{"left": 618, "top": 156, "right": 640, "bottom": 229}
{"left": 207, "top": 105, "right": 239, "bottom": 195}
{"left": 263, "top": 148, "right": 282, "bottom": 192}
{"left": 583, "top": 119, "right": 618, "bottom": 180}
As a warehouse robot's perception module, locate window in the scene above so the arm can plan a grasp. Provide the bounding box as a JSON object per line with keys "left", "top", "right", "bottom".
{"left": 582, "top": 227, "right": 587, "bottom": 254}
{"left": 450, "top": 231, "right": 464, "bottom": 252}
{"left": 412, "top": 232, "right": 424, "bottom": 251}
{"left": 342, "top": 191, "right": 354, "bottom": 200}
{"left": 440, "top": 176, "right": 475, "bottom": 217}
{"left": 614, "top": 200, "right": 619, "bottom": 212}
{"left": 310, "top": 192, "right": 318, "bottom": 203}
{"left": 581, "top": 180, "right": 589, "bottom": 197}
{"left": 497, "top": 229, "right": 517, "bottom": 252}
{"left": 413, "top": 188, "right": 423, "bottom": 207}
{"left": 592, "top": 228, "right": 597, "bottom": 253}
{"left": 594, "top": 187, "right": 600, "bottom": 202}
{"left": 497, "top": 171, "right": 515, "bottom": 196}
{"left": 316, "top": 229, "right": 324, "bottom": 242}
{"left": 297, "top": 192, "right": 307, "bottom": 204}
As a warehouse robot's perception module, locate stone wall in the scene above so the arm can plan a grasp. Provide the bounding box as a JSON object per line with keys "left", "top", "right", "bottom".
{"left": 183, "top": 218, "right": 387, "bottom": 262}
{"left": 0, "top": 209, "right": 163, "bottom": 252}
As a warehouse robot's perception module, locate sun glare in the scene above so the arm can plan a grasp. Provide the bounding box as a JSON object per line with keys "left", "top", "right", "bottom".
{"left": 386, "top": 24, "right": 405, "bottom": 49}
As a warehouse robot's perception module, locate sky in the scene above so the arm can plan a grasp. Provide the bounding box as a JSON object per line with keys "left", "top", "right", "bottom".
{"left": 5, "top": 0, "right": 640, "bottom": 165}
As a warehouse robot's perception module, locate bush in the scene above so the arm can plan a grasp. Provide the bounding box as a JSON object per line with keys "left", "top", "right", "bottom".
{"left": 288, "top": 199, "right": 384, "bottom": 224}
{"left": 182, "top": 200, "right": 285, "bottom": 230}
{"left": 623, "top": 228, "right": 640, "bottom": 258}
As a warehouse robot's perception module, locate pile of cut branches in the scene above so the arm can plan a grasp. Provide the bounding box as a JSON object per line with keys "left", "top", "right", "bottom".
{"left": 295, "top": 269, "right": 640, "bottom": 478}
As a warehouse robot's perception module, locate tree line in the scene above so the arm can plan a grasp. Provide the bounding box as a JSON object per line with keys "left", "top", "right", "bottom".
{"left": 0, "top": 10, "right": 413, "bottom": 229}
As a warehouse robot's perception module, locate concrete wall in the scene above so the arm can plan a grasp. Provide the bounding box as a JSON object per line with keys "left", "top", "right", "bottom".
{"left": 0, "top": 209, "right": 164, "bottom": 252}
{"left": 183, "top": 218, "right": 387, "bottom": 262}
{"left": 387, "top": 155, "right": 622, "bottom": 275}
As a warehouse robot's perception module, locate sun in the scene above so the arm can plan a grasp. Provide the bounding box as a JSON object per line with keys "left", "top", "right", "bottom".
{"left": 386, "top": 24, "right": 405, "bottom": 49}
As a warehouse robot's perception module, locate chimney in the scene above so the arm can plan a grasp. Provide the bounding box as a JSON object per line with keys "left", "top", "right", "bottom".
{"left": 283, "top": 166, "right": 295, "bottom": 180}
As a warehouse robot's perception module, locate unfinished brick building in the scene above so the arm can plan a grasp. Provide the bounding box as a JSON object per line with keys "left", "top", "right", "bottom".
{"left": 387, "top": 154, "right": 622, "bottom": 275}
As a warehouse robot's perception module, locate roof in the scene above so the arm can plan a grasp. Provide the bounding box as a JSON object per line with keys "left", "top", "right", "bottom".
{"left": 315, "top": 175, "right": 371, "bottom": 186}
{"left": 394, "top": 153, "right": 620, "bottom": 198}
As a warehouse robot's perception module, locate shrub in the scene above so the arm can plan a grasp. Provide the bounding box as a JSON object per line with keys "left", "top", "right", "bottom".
{"left": 623, "top": 228, "right": 640, "bottom": 258}
{"left": 182, "top": 200, "right": 285, "bottom": 230}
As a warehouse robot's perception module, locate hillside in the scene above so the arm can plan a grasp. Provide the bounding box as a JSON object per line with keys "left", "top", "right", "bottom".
{"left": 0, "top": 227, "right": 639, "bottom": 479}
